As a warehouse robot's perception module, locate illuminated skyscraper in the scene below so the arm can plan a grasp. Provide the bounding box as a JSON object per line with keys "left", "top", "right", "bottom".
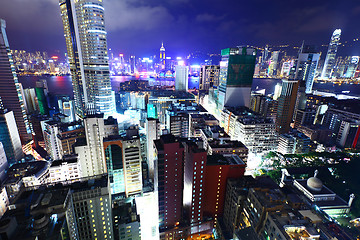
{"left": 295, "top": 45, "right": 320, "bottom": 94}
{"left": 160, "top": 42, "right": 165, "bottom": 65}
{"left": 321, "top": 29, "right": 341, "bottom": 79}
{"left": 59, "top": 0, "right": 114, "bottom": 118}
{"left": 0, "top": 19, "right": 31, "bottom": 142}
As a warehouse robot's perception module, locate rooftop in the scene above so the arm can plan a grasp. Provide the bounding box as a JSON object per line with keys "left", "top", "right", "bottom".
{"left": 207, "top": 154, "right": 245, "bottom": 166}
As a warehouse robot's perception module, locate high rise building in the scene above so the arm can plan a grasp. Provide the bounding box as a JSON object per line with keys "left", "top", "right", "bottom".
{"left": 160, "top": 42, "right": 166, "bottom": 65}
{"left": 0, "top": 19, "right": 31, "bottom": 142}
{"left": 203, "top": 154, "right": 246, "bottom": 219}
{"left": 344, "top": 56, "right": 359, "bottom": 78}
{"left": 275, "top": 80, "right": 299, "bottom": 134}
{"left": 175, "top": 65, "right": 189, "bottom": 91}
{"left": 321, "top": 29, "right": 341, "bottom": 79}
{"left": 199, "top": 65, "right": 220, "bottom": 90}
{"left": 103, "top": 127, "right": 143, "bottom": 197}
{"left": 0, "top": 142, "right": 9, "bottom": 183}
{"left": 268, "top": 51, "right": 279, "bottom": 76}
{"left": 74, "top": 114, "right": 107, "bottom": 177}
{"left": 154, "top": 134, "right": 184, "bottom": 230}
{"left": 217, "top": 47, "right": 256, "bottom": 109}
{"left": 70, "top": 175, "right": 114, "bottom": 240}
{"left": 59, "top": 0, "right": 114, "bottom": 117}
{"left": 0, "top": 109, "right": 23, "bottom": 165}
{"left": 295, "top": 45, "right": 320, "bottom": 94}
{"left": 146, "top": 118, "right": 160, "bottom": 179}
{"left": 183, "top": 141, "right": 207, "bottom": 225}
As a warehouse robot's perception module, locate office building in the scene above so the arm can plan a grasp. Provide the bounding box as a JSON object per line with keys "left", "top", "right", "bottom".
{"left": 344, "top": 56, "right": 359, "bottom": 78}
{"left": 0, "top": 109, "right": 23, "bottom": 165}
{"left": 321, "top": 29, "right": 341, "bottom": 79}
{"left": 146, "top": 118, "right": 160, "bottom": 179}
{"left": 295, "top": 45, "right": 320, "bottom": 94}
{"left": 217, "top": 47, "right": 256, "bottom": 109}
{"left": 275, "top": 79, "right": 299, "bottom": 134}
{"left": 268, "top": 51, "right": 279, "bottom": 76}
{"left": 199, "top": 65, "right": 220, "bottom": 90}
{"left": 70, "top": 175, "right": 113, "bottom": 240}
{"left": 175, "top": 65, "right": 189, "bottom": 91}
{"left": 103, "top": 129, "right": 143, "bottom": 197}
{"left": 58, "top": 96, "right": 76, "bottom": 122}
{"left": 0, "top": 19, "right": 31, "bottom": 142}
{"left": 59, "top": 0, "right": 114, "bottom": 117}
{"left": 42, "top": 120, "right": 62, "bottom": 160}
{"left": 74, "top": 114, "right": 107, "bottom": 178}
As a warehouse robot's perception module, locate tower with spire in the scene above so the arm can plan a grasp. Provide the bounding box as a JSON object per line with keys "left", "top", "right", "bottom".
{"left": 160, "top": 42, "right": 165, "bottom": 65}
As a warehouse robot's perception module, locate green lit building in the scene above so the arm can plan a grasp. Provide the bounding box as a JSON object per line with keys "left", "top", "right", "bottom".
{"left": 217, "top": 47, "right": 256, "bottom": 110}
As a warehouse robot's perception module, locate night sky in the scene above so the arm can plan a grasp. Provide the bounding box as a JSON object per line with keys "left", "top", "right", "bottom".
{"left": 1, "top": 0, "right": 360, "bottom": 58}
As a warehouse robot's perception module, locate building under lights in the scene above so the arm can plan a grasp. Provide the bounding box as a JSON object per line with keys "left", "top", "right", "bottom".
{"left": 0, "top": 19, "right": 32, "bottom": 142}
{"left": 321, "top": 29, "right": 341, "bottom": 80}
{"left": 59, "top": 0, "right": 114, "bottom": 117}
{"left": 217, "top": 47, "right": 257, "bottom": 109}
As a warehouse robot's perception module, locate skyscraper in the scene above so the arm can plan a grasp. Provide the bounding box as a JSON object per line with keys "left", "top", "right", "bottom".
{"left": 321, "top": 29, "right": 341, "bottom": 80}
{"left": 175, "top": 65, "right": 189, "bottom": 91}
{"left": 154, "top": 134, "right": 184, "bottom": 230}
{"left": 295, "top": 45, "right": 320, "bottom": 94}
{"left": 0, "top": 109, "right": 23, "bottom": 165}
{"left": 275, "top": 80, "right": 299, "bottom": 134}
{"left": 59, "top": 0, "right": 114, "bottom": 117}
{"left": 0, "top": 19, "right": 31, "bottom": 142}
{"left": 160, "top": 42, "right": 166, "bottom": 65}
{"left": 217, "top": 47, "right": 256, "bottom": 109}
{"left": 146, "top": 118, "right": 160, "bottom": 179}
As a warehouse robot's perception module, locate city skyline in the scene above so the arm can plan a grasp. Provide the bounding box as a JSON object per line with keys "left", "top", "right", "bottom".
{"left": 1, "top": 0, "right": 360, "bottom": 57}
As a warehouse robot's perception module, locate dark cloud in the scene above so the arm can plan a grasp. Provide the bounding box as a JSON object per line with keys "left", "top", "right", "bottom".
{"left": 0, "top": 0, "right": 359, "bottom": 56}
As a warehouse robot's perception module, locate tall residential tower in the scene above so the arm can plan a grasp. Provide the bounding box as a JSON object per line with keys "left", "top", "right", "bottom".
{"left": 321, "top": 29, "right": 341, "bottom": 80}
{"left": 59, "top": 0, "right": 114, "bottom": 117}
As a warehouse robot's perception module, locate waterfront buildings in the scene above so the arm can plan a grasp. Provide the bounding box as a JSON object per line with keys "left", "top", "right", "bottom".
{"left": 59, "top": 0, "right": 114, "bottom": 117}
{"left": 0, "top": 19, "right": 31, "bottom": 142}
{"left": 321, "top": 29, "right": 341, "bottom": 79}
